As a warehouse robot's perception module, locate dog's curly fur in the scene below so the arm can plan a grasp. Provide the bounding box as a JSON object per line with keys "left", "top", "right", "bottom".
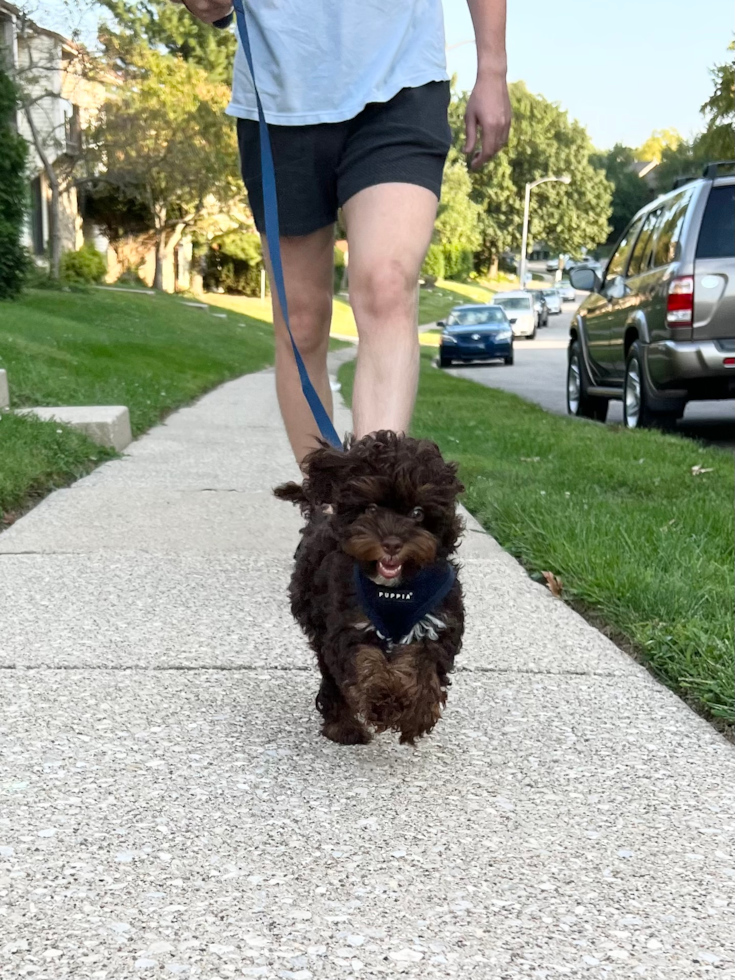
{"left": 274, "top": 431, "right": 465, "bottom": 746}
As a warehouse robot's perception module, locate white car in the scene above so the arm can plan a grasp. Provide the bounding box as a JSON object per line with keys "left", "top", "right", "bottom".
{"left": 492, "top": 291, "right": 537, "bottom": 339}
{"left": 540, "top": 288, "right": 562, "bottom": 314}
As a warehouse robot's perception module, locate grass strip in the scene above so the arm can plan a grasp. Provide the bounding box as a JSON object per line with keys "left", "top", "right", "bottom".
{"left": 0, "top": 287, "right": 277, "bottom": 517}
{"left": 339, "top": 352, "right": 734, "bottom": 726}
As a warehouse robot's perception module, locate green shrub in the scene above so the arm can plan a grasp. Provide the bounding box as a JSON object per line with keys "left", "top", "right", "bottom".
{"left": 0, "top": 67, "right": 29, "bottom": 300}
{"left": 60, "top": 243, "right": 108, "bottom": 284}
{"left": 422, "top": 243, "right": 445, "bottom": 280}
{"left": 334, "top": 245, "right": 346, "bottom": 293}
{"left": 116, "top": 269, "right": 150, "bottom": 289}
{"left": 443, "top": 244, "right": 474, "bottom": 281}
{"left": 205, "top": 230, "right": 264, "bottom": 296}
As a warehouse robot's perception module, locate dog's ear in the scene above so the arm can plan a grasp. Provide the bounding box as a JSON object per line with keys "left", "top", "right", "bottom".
{"left": 445, "top": 459, "right": 465, "bottom": 497}
{"left": 301, "top": 444, "right": 354, "bottom": 506}
{"left": 273, "top": 481, "right": 309, "bottom": 507}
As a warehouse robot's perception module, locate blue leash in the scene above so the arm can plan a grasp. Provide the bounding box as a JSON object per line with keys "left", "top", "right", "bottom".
{"left": 227, "top": 0, "right": 342, "bottom": 450}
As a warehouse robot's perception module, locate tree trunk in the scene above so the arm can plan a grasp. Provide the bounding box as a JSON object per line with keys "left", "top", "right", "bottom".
{"left": 488, "top": 255, "right": 499, "bottom": 279}
{"left": 153, "top": 205, "right": 167, "bottom": 291}
{"left": 48, "top": 176, "right": 62, "bottom": 280}
{"left": 154, "top": 233, "right": 166, "bottom": 291}
{"left": 154, "top": 217, "right": 188, "bottom": 293}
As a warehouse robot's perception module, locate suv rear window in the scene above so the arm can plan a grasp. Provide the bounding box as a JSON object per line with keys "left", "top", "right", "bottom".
{"left": 696, "top": 185, "right": 735, "bottom": 258}
{"left": 653, "top": 188, "right": 693, "bottom": 267}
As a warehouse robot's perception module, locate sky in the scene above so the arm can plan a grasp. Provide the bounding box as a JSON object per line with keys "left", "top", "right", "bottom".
{"left": 34, "top": 0, "right": 733, "bottom": 151}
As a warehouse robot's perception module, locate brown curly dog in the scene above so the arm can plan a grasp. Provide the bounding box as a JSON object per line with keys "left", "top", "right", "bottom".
{"left": 274, "top": 431, "right": 465, "bottom": 746}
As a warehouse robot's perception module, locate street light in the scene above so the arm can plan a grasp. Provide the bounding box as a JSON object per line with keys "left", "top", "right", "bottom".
{"left": 519, "top": 175, "right": 571, "bottom": 289}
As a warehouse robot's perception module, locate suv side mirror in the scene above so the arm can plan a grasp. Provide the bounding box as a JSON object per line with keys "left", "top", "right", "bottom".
{"left": 569, "top": 267, "right": 601, "bottom": 293}
{"left": 437, "top": 320, "right": 446, "bottom": 328}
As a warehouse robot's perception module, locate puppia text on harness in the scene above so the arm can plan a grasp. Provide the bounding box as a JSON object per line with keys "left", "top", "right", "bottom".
{"left": 353, "top": 562, "right": 457, "bottom": 648}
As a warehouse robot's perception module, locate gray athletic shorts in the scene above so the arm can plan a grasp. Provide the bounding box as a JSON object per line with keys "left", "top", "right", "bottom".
{"left": 237, "top": 81, "right": 452, "bottom": 237}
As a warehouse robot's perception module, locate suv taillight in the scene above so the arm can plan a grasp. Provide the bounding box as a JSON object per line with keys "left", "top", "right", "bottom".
{"left": 667, "top": 275, "right": 694, "bottom": 328}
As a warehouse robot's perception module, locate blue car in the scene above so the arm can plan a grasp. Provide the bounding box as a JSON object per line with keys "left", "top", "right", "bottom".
{"left": 438, "top": 305, "right": 514, "bottom": 368}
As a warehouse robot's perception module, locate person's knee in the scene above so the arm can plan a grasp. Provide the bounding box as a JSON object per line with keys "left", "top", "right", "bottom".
{"left": 276, "top": 289, "right": 332, "bottom": 358}
{"left": 350, "top": 258, "right": 416, "bottom": 325}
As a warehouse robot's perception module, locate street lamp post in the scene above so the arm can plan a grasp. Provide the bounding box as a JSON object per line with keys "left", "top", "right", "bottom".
{"left": 519, "top": 175, "right": 571, "bottom": 289}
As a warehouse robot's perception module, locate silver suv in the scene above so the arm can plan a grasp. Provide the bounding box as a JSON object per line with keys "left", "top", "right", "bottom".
{"left": 566, "top": 162, "right": 735, "bottom": 428}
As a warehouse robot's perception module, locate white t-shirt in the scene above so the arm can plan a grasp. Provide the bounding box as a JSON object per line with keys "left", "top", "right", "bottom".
{"left": 226, "top": 0, "right": 449, "bottom": 126}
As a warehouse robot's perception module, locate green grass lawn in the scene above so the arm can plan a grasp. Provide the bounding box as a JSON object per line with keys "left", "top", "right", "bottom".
{"left": 0, "top": 286, "right": 278, "bottom": 517}
{"left": 339, "top": 352, "right": 735, "bottom": 728}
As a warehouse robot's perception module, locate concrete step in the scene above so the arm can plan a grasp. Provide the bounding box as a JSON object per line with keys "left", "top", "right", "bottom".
{"left": 19, "top": 405, "right": 132, "bottom": 450}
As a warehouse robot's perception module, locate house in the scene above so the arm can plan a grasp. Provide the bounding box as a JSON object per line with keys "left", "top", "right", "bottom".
{"left": 629, "top": 159, "right": 659, "bottom": 189}
{"left": 0, "top": 1, "right": 112, "bottom": 261}
{"left": 0, "top": 3, "right": 225, "bottom": 293}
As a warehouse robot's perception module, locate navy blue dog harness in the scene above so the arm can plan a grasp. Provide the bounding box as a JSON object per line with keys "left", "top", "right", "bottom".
{"left": 354, "top": 563, "right": 456, "bottom": 647}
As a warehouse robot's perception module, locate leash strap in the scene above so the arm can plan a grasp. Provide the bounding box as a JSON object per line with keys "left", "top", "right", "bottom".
{"left": 229, "top": 0, "right": 342, "bottom": 450}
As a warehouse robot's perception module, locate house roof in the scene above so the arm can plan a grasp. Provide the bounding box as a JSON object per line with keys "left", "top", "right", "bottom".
{"left": 0, "top": 0, "right": 82, "bottom": 55}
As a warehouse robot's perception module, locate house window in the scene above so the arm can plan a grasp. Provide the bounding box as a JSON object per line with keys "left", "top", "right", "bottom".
{"left": 65, "top": 104, "right": 82, "bottom": 156}
{"left": 30, "top": 175, "right": 45, "bottom": 255}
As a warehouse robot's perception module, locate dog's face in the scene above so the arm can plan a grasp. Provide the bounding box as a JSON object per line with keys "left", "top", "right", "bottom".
{"left": 275, "top": 432, "right": 464, "bottom": 584}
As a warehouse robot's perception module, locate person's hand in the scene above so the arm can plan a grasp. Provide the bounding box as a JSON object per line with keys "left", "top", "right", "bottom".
{"left": 463, "top": 71, "right": 511, "bottom": 169}
{"left": 170, "top": 0, "right": 233, "bottom": 25}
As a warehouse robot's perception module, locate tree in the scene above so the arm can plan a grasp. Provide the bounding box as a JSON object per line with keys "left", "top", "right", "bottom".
{"left": 698, "top": 41, "right": 734, "bottom": 161}
{"left": 431, "top": 147, "right": 483, "bottom": 278}
{"left": 0, "top": 66, "right": 29, "bottom": 299}
{"left": 98, "top": 0, "right": 236, "bottom": 83}
{"left": 652, "top": 42, "right": 734, "bottom": 192}
{"left": 449, "top": 82, "right": 612, "bottom": 271}
{"left": 636, "top": 128, "right": 682, "bottom": 163}
{"left": 591, "top": 144, "right": 653, "bottom": 243}
{"left": 94, "top": 44, "right": 240, "bottom": 290}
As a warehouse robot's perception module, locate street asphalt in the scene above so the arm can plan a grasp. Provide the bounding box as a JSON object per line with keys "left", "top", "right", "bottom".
{"left": 1, "top": 348, "right": 734, "bottom": 979}
{"left": 443, "top": 301, "right": 735, "bottom": 449}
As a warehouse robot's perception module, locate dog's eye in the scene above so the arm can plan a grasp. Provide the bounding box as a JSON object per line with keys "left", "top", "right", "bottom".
{"left": 365, "top": 503, "right": 378, "bottom": 515}
{"left": 409, "top": 506, "right": 424, "bottom": 522}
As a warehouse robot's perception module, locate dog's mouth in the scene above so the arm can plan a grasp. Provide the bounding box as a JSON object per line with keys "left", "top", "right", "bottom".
{"left": 376, "top": 556, "right": 403, "bottom": 581}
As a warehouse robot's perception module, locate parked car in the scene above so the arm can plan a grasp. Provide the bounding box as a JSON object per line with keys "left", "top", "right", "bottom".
{"left": 546, "top": 256, "right": 561, "bottom": 272}
{"left": 493, "top": 291, "right": 537, "bottom": 339}
{"left": 556, "top": 279, "right": 576, "bottom": 303}
{"left": 566, "top": 162, "right": 735, "bottom": 428}
{"left": 540, "top": 288, "right": 562, "bottom": 314}
{"left": 438, "top": 305, "right": 514, "bottom": 367}
{"left": 534, "top": 293, "right": 549, "bottom": 327}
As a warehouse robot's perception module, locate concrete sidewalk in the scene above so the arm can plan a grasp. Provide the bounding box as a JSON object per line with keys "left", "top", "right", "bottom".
{"left": 1, "top": 351, "right": 733, "bottom": 979}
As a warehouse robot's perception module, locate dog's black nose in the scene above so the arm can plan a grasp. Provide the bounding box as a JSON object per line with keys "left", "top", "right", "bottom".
{"left": 382, "top": 537, "right": 402, "bottom": 556}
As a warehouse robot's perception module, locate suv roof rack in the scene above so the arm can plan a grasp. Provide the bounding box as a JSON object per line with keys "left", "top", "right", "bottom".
{"left": 672, "top": 175, "right": 697, "bottom": 188}
{"left": 702, "top": 160, "right": 735, "bottom": 178}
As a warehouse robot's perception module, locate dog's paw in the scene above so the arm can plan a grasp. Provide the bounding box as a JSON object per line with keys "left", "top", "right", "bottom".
{"left": 389, "top": 650, "right": 447, "bottom": 745}
{"left": 321, "top": 719, "right": 372, "bottom": 745}
{"left": 398, "top": 696, "right": 444, "bottom": 745}
{"left": 349, "top": 647, "right": 410, "bottom": 732}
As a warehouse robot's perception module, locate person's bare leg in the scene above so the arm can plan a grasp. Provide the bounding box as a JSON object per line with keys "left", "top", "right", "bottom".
{"left": 262, "top": 225, "right": 336, "bottom": 465}
{"left": 344, "top": 184, "right": 438, "bottom": 437}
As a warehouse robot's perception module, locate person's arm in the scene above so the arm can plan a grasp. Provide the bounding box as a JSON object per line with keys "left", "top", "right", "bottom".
{"left": 170, "top": 0, "right": 233, "bottom": 26}
{"left": 463, "top": 0, "right": 511, "bottom": 169}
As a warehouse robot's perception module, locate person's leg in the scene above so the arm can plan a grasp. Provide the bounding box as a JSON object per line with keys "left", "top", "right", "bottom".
{"left": 262, "top": 224, "right": 336, "bottom": 466}
{"left": 344, "top": 183, "right": 438, "bottom": 437}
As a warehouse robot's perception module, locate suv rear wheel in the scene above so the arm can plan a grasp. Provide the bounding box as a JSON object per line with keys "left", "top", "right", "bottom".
{"left": 567, "top": 340, "right": 608, "bottom": 422}
{"left": 624, "top": 342, "right": 684, "bottom": 430}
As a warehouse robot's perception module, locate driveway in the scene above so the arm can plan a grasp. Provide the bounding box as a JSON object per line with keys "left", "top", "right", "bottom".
{"left": 444, "top": 301, "right": 735, "bottom": 449}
